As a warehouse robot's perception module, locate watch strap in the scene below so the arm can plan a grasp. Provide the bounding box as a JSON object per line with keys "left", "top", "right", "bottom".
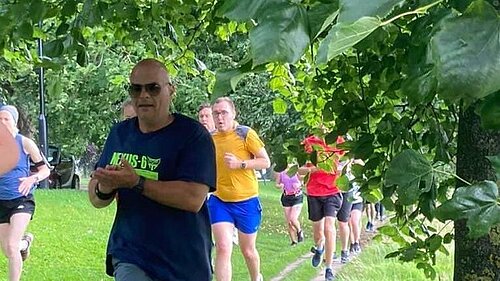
{"left": 132, "top": 176, "right": 146, "bottom": 194}
{"left": 95, "top": 183, "right": 116, "bottom": 200}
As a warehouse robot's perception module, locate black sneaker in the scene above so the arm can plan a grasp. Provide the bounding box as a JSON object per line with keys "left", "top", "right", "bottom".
{"left": 311, "top": 246, "right": 324, "bottom": 267}
{"left": 332, "top": 252, "right": 340, "bottom": 263}
{"left": 325, "top": 268, "right": 334, "bottom": 281}
{"left": 349, "top": 243, "right": 355, "bottom": 254}
{"left": 340, "top": 250, "right": 349, "bottom": 264}
{"left": 297, "top": 230, "right": 304, "bottom": 243}
{"left": 291, "top": 241, "right": 297, "bottom": 246}
{"left": 366, "top": 222, "right": 374, "bottom": 232}
{"left": 353, "top": 242, "right": 361, "bottom": 254}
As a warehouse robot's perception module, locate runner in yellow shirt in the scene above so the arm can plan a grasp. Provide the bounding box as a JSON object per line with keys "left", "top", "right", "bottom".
{"left": 208, "top": 97, "right": 270, "bottom": 281}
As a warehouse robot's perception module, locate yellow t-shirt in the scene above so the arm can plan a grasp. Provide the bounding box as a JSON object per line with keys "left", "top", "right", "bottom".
{"left": 212, "top": 125, "right": 265, "bottom": 202}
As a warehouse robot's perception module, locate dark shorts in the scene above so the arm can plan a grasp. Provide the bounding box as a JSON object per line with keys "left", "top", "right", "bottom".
{"left": 0, "top": 195, "right": 36, "bottom": 224}
{"left": 281, "top": 193, "right": 304, "bottom": 207}
{"left": 337, "top": 193, "right": 352, "bottom": 222}
{"left": 351, "top": 202, "right": 363, "bottom": 211}
{"left": 307, "top": 193, "right": 343, "bottom": 222}
{"left": 208, "top": 195, "right": 262, "bottom": 234}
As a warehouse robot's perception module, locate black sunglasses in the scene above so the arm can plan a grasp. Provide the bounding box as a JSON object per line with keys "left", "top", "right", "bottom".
{"left": 128, "top": 83, "right": 166, "bottom": 97}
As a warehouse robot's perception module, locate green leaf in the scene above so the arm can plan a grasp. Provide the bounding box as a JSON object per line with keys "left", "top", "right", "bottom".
{"left": 29, "top": 0, "right": 46, "bottom": 22}
{"left": 273, "top": 98, "right": 288, "bottom": 114}
{"left": 287, "top": 164, "right": 299, "bottom": 177}
{"left": 478, "top": 91, "right": 500, "bottom": 130}
{"left": 44, "top": 39, "right": 65, "bottom": 57}
{"left": 417, "top": 262, "right": 437, "bottom": 279}
{"left": 427, "top": 234, "right": 442, "bottom": 252}
{"left": 385, "top": 149, "right": 434, "bottom": 205}
{"left": 401, "top": 66, "right": 437, "bottom": 106}
{"left": 61, "top": 0, "right": 78, "bottom": 17}
{"left": 17, "top": 21, "right": 34, "bottom": 40}
{"left": 365, "top": 187, "right": 383, "bottom": 203}
{"left": 338, "top": 0, "right": 404, "bottom": 24}
{"left": 431, "top": 0, "right": 500, "bottom": 103}
{"left": 307, "top": 2, "right": 339, "bottom": 39}
{"left": 216, "top": 0, "right": 272, "bottom": 22}
{"left": 213, "top": 68, "right": 249, "bottom": 97}
{"left": 317, "top": 17, "right": 381, "bottom": 64}
{"left": 249, "top": 3, "right": 310, "bottom": 65}
{"left": 486, "top": 154, "right": 500, "bottom": 181}
{"left": 273, "top": 153, "right": 288, "bottom": 172}
{"left": 336, "top": 175, "right": 350, "bottom": 192}
{"left": 435, "top": 181, "right": 500, "bottom": 238}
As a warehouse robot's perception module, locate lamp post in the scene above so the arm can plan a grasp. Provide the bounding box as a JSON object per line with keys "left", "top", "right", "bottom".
{"left": 37, "top": 21, "right": 48, "bottom": 188}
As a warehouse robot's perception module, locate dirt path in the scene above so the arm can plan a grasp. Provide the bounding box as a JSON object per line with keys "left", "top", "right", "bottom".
{"left": 269, "top": 219, "right": 384, "bottom": 281}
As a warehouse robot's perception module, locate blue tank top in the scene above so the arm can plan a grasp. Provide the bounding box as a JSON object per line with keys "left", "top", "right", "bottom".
{"left": 0, "top": 134, "right": 31, "bottom": 200}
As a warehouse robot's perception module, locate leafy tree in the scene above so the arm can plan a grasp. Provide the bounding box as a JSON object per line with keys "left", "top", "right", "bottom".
{"left": 0, "top": 0, "right": 499, "bottom": 279}
{"left": 213, "top": 0, "right": 500, "bottom": 280}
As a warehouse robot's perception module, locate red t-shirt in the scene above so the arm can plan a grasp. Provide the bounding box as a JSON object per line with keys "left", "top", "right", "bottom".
{"left": 302, "top": 135, "right": 345, "bottom": 196}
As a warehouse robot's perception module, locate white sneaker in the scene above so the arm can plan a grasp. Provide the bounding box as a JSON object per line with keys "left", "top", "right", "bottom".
{"left": 20, "top": 233, "right": 34, "bottom": 261}
{"left": 232, "top": 229, "right": 239, "bottom": 245}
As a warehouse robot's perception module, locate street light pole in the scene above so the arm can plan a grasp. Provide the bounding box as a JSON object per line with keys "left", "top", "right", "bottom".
{"left": 37, "top": 20, "right": 48, "bottom": 189}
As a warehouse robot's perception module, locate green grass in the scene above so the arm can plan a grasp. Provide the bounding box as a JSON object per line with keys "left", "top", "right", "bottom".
{"left": 0, "top": 183, "right": 453, "bottom": 280}
{"left": 335, "top": 238, "right": 454, "bottom": 281}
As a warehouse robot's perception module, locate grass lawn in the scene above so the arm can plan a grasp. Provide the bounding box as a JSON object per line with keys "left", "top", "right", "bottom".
{"left": 0, "top": 182, "right": 452, "bottom": 280}
{"left": 335, "top": 238, "right": 454, "bottom": 281}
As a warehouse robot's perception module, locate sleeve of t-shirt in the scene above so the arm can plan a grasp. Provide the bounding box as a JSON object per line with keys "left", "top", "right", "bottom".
{"left": 176, "top": 126, "right": 216, "bottom": 192}
{"left": 245, "top": 128, "right": 265, "bottom": 157}
{"left": 94, "top": 126, "right": 117, "bottom": 170}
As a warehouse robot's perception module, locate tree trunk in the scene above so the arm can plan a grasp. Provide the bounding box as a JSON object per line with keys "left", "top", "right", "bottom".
{"left": 454, "top": 104, "right": 500, "bottom": 281}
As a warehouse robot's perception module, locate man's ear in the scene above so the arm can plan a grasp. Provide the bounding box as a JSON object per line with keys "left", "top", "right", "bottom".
{"left": 169, "top": 84, "right": 177, "bottom": 99}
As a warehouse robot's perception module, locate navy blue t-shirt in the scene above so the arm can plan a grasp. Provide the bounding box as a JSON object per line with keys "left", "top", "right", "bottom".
{"left": 96, "top": 113, "right": 216, "bottom": 281}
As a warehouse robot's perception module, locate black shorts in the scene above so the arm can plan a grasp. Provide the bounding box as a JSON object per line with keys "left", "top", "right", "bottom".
{"left": 281, "top": 193, "right": 304, "bottom": 207}
{"left": 307, "top": 193, "right": 343, "bottom": 222}
{"left": 337, "top": 193, "right": 353, "bottom": 222}
{"left": 351, "top": 202, "right": 363, "bottom": 211}
{"left": 0, "top": 195, "right": 36, "bottom": 223}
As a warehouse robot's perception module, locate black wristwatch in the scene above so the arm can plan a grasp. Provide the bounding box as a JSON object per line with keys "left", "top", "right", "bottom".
{"left": 132, "top": 176, "right": 146, "bottom": 194}
{"left": 95, "top": 183, "right": 116, "bottom": 201}
{"left": 240, "top": 161, "right": 247, "bottom": 169}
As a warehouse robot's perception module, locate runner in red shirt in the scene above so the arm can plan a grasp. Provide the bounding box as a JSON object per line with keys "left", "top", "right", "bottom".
{"left": 300, "top": 135, "right": 344, "bottom": 281}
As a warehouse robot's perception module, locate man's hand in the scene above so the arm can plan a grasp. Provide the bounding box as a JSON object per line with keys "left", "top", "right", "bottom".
{"left": 92, "top": 158, "right": 140, "bottom": 192}
{"left": 223, "top": 153, "right": 243, "bottom": 169}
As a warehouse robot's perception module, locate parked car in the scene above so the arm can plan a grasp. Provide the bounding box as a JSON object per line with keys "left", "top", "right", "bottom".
{"left": 46, "top": 145, "right": 80, "bottom": 189}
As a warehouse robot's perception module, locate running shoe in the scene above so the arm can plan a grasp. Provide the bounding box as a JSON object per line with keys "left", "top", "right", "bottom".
{"left": 352, "top": 242, "right": 361, "bottom": 253}
{"left": 340, "top": 250, "right": 349, "bottom": 264}
{"left": 297, "top": 229, "right": 304, "bottom": 243}
{"left": 20, "top": 233, "right": 34, "bottom": 261}
{"left": 325, "top": 268, "right": 334, "bottom": 281}
{"left": 311, "top": 246, "right": 324, "bottom": 267}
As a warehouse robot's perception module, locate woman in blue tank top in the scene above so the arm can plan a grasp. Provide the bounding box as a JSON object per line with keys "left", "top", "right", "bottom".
{"left": 0, "top": 105, "right": 50, "bottom": 281}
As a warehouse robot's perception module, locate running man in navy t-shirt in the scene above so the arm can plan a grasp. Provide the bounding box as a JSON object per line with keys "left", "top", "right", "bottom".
{"left": 88, "top": 59, "right": 216, "bottom": 281}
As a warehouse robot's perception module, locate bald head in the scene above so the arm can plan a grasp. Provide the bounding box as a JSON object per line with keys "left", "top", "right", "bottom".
{"left": 131, "top": 59, "right": 171, "bottom": 84}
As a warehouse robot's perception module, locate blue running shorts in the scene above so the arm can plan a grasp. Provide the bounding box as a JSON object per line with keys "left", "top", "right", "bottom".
{"left": 208, "top": 195, "right": 262, "bottom": 234}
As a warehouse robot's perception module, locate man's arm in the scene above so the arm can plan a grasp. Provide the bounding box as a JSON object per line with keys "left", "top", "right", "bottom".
{"left": 244, "top": 147, "right": 271, "bottom": 170}
{"left": 90, "top": 159, "right": 209, "bottom": 212}
{"left": 223, "top": 147, "right": 271, "bottom": 170}
{"left": 0, "top": 124, "right": 18, "bottom": 175}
